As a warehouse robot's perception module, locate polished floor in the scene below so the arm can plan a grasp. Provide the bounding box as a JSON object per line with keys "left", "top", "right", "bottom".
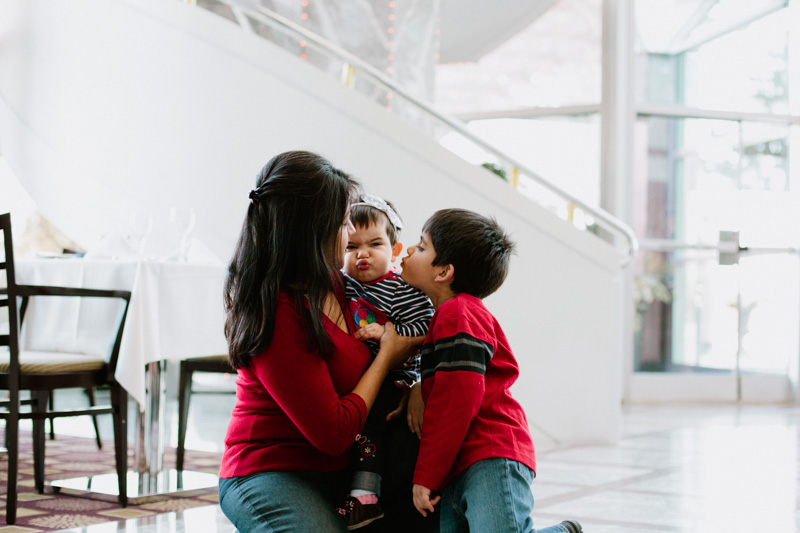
{"left": 14, "top": 379, "right": 800, "bottom": 532}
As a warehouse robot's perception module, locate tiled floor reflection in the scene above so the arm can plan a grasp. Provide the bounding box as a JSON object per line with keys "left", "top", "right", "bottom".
{"left": 532, "top": 404, "right": 800, "bottom": 532}
{"left": 52, "top": 403, "right": 800, "bottom": 532}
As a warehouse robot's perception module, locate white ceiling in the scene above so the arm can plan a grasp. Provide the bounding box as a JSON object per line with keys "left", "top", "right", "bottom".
{"left": 438, "top": 0, "right": 557, "bottom": 63}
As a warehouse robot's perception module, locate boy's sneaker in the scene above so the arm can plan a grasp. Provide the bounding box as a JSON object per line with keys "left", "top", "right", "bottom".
{"left": 336, "top": 496, "right": 384, "bottom": 530}
{"left": 558, "top": 520, "right": 583, "bottom": 533}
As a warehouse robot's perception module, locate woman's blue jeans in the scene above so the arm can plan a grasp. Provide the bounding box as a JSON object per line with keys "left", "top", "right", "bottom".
{"left": 218, "top": 418, "right": 436, "bottom": 533}
{"left": 219, "top": 470, "right": 348, "bottom": 533}
{"left": 440, "top": 458, "right": 574, "bottom": 533}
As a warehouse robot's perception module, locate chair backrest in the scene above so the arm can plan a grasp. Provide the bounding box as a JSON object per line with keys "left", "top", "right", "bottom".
{"left": 0, "top": 213, "right": 132, "bottom": 383}
{"left": 1, "top": 212, "right": 22, "bottom": 392}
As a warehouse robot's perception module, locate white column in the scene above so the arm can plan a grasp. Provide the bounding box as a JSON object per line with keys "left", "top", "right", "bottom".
{"left": 601, "top": 0, "right": 636, "bottom": 418}
{"left": 788, "top": 0, "right": 800, "bottom": 403}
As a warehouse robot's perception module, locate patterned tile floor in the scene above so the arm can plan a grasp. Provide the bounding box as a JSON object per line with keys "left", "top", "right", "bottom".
{"left": 6, "top": 382, "right": 800, "bottom": 532}
{"left": 0, "top": 425, "right": 222, "bottom": 532}
{"left": 0, "top": 375, "right": 235, "bottom": 533}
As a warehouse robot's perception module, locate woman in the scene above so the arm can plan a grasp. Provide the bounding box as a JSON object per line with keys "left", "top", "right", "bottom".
{"left": 218, "top": 151, "right": 430, "bottom": 532}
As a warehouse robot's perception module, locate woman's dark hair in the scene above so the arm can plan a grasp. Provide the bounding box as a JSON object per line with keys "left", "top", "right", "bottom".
{"left": 224, "top": 151, "right": 359, "bottom": 368}
{"left": 423, "top": 208, "right": 515, "bottom": 299}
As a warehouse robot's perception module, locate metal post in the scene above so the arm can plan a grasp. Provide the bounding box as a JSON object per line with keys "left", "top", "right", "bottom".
{"left": 134, "top": 361, "right": 167, "bottom": 492}
{"left": 341, "top": 64, "right": 356, "bottom": 88}
{"left": 736, "top": 280, "right": 743, "bottom": 401}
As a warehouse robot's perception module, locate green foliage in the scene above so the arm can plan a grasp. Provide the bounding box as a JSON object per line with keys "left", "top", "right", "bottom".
{"left": 481, "top": 162, "right": 507, "bottom": 181}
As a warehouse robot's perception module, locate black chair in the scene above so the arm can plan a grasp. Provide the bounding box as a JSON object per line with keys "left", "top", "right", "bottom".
{"left": 48, "top": 387, "right": 103, "bottom": 448}
{"left": 176, "top": 355, "right": 234, "bottom": 471}
{"left": 0, "top": 212, "right": 130, "bottom": 524}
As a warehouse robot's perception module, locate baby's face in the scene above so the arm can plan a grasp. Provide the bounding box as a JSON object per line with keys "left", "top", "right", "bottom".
{"left": 344, "top": 218, "right": 400, "bottom": 283}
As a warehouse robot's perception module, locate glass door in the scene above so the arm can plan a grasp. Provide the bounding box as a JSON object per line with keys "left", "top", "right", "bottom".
{"left": 632, "top": 115, "right": 800, "bottom": 399}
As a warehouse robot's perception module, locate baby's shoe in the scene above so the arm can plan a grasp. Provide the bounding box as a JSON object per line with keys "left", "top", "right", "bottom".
{"left": 336, "top": 495, "right": 384, "bottom": 530}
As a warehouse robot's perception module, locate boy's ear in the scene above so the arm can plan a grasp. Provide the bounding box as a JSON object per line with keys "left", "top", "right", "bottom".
{"left": 391, "top": 242, "right": 403, "bottom": 261}
{"left": 434, "top": 264, "right": 454, "bottom": 284}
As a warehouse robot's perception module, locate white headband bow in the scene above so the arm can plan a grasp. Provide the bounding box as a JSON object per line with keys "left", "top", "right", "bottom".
{"left": 350, "top": 194, "right": 404, "bottom": 230}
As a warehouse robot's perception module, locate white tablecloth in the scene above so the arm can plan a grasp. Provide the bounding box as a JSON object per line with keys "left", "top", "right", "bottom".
{"left": 16, "top": 258, "right": 228, "bottom": 408}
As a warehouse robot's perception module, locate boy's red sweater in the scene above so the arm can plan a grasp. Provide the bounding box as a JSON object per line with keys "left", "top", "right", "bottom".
{"left": 219, "top": 290, "right": 371, "bottom": 478}
{"left": 413, "top": 293, "right": 536, "bottom": 491}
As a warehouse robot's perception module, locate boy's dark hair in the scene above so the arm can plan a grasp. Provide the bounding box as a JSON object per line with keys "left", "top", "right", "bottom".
{"left": 423, "top": 208, "right": 514, "bottom": 299}
{"left": 349, "top": 199, "right": 402, "bottom": 245}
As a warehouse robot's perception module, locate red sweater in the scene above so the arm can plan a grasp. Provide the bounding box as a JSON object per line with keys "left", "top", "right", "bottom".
{"left": 219, "top": 290, "right": 371, "bottom": 478}
{"left": 413, "top": 293, "right": 536, "bottom": 491}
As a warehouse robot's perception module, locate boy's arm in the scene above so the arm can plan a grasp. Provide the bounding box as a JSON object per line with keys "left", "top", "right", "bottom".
{"left": 406, "top": 380, "right": 424, "bottom": 438}
{"left": 412, "top": 330, "right": 492, "bottom": 492}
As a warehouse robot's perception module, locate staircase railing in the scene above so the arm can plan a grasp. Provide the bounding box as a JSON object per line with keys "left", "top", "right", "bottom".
{"left": 197, "top": 0, "right": 639, "bottom": 266}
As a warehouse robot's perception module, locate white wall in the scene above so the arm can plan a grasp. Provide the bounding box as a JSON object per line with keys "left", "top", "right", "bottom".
{"left": 629, "top": 373, "right": 794, "bottom": 404}
{"left": 0, "top": 0, "right": 624, "bottom": 445}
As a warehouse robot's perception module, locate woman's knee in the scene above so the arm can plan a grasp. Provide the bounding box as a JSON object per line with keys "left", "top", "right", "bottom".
{"left": 218, "top": 472, "right": 347, "bottom": 533}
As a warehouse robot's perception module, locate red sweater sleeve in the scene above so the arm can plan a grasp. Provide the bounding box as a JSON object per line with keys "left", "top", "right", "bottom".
{"left": 413, "top": 317, "right": 493, "bottom": 491}
{"left": 414, "top": 366, "right": 484, "bottom": 490}
{"left": 249, "top": 304, "right": 367, "bottom": 457}
{"left": 409, "top": 294, "right": 537, "bottom": 491}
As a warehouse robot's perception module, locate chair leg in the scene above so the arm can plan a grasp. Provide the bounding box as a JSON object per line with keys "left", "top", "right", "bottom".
{"left": 48, "top": 390, "right": 55, "bottom": 440}
{"left": 86, "top": 387, "right": 103, "bottom": 449}
{"left": 111, "top": 384, "right": 128, "bottom": 508}
{"left": 32, "top": 391, "right": 48, "bottom": 494}
{"left": 176, "top": 363, "right": 193, "bottom": 471}
{"left": 5, "top": 389, "right": 20, "bottom": 524}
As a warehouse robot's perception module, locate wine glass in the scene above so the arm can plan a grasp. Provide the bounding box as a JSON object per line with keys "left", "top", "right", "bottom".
{"left": 128, "top": 211, "right": 154, "bottom": 256}
{"left": 169, "top": 207, "right": 196, "bottom": 262}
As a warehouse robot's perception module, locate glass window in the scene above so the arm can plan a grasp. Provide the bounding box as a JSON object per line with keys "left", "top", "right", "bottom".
{"left": 738, "top": 253, "right": 799, "bottom": 374}
{"left": 634, "top": 240, "right": 800, "bottom": 375}
{"left": 438, "top": 114, "right": 601, "bottom": 225}
{"left": 635, "top": 1, "right": 791, "bottom": 114}
{"left": 435, "top": 0, "right": 602, "bottom": 115}
{"left": 634, "top": 117, "right": 742, "bottom": 244}
{"left": 633, "top": 115, "right": 800, "bottom": 374}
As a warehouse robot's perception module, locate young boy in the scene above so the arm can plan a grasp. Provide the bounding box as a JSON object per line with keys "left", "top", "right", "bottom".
{"left": 337, "top": 194, "right": 435, "bottom": 530}
{"left": 400, "top": 208, "right": 583, "bottom": 533}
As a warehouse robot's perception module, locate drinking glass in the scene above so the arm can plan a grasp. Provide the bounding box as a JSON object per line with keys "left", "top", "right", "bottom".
{"left": 169, "top": 207, "right": 196, "bottom": 262}
{"left": 128, "top": 211, "right": 154, "bottom": 255}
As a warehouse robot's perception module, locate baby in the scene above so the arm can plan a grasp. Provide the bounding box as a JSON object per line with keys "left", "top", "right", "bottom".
{"left": 337, "top": 194, "right": 434, "bottom": 530}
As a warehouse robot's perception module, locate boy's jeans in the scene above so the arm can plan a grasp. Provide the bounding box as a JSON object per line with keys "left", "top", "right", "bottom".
{"left": 440, "top": 457, "right": 574, "bottom": 533}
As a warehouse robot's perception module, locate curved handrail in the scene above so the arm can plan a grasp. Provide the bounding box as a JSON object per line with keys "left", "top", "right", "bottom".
{"left": 213, "top": 0, "right": 639, "bottom": 266}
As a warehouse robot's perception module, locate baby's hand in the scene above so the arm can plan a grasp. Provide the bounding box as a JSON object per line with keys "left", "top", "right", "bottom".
{"left": 385, "top": 381, "right": 411, "bottom": 422}
{"left": 412, "top": 484, "right": 440, "bottom": 517}
{"left": 355, "top": 322, "right": 385, "bottom": 341}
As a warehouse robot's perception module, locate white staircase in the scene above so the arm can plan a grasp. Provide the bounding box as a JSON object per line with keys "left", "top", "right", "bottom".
{"left": 0, "top": 0, "right": 630, "bottom": 446}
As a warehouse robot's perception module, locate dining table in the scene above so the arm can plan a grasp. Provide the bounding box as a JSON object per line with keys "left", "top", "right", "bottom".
{"left": 15, "top": 255, "right": 229, "bottom": 502}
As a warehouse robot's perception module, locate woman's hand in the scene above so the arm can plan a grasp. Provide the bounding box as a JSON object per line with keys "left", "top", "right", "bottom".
{"left": 376, "top": 322, "right": 419, "bottom": 369}
{"left": 406, "top": 381, "right": 424, "bottom": 438}
{"left": 353, "top": 323, "right": 419, "bottom": 412}
{"left": 412, "top": 484, "right": 440, "bottom": 517}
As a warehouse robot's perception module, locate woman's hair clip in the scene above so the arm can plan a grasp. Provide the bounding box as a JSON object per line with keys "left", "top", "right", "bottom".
{"left": 351, "top": 194, "right": 403, "bottom": 230}
{"left": 249, "top": 189, "right": 260, "bottom": 203}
